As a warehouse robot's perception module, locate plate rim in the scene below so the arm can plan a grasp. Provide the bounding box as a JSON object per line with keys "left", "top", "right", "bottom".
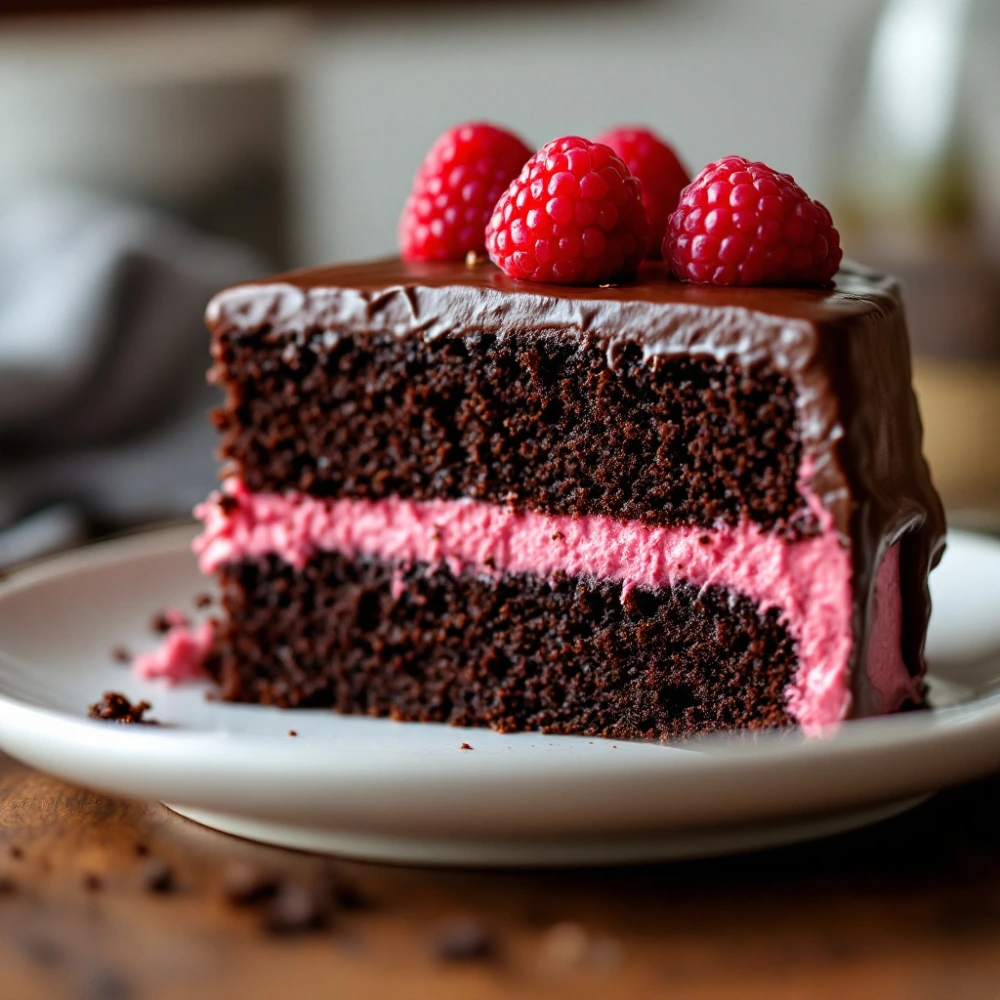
{"left": 2, "top": 523, "right": 1000, "bottom": 776}
{"left": 0, "top": 524, "right": 999, "bottom": 845}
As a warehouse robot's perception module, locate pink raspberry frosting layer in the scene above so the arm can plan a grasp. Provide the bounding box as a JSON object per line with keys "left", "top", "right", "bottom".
{"left": 193, "top": 479, "right": 910, "bottom": 733}
{"left": 133, "top": 620, "right": 214, "bottom": 684}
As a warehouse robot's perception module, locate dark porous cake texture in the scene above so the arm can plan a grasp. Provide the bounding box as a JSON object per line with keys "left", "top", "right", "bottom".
{"left": 207, "top": 553, "right": 797, "bottom": 740}
{"left": 212, "top": 328, "right": 806, "bottom": 532}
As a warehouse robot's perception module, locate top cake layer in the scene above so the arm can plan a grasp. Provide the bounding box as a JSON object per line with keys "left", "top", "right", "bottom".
{"left": 207, "top": 256, "right": 936, "bottom": 536}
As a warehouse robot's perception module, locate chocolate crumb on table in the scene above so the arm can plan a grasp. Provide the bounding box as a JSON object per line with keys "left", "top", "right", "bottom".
{"left": 88, "top": 692, "right": 156, "bottom": 725}
{"left": 430, "top": 918, "right": 495, "bottom": 962}
{"left": 539, "top": 921, "right": 624, "bottom": 971}
{"left": 331, "top": 876, "right": 366, "bottom": 912}
{"left": 263, "top": 881, "right": 330, "bottom": 935}
{"left": 288, "top": 730, "right": 297, "bottom": 737}
{"left": 220, "top": 862, "right": 280, "bottom": 907}
{"left": 139, "top": 859, "right": 174, "bottom": 894}
{"left": 218, "top": 863, "right": 346, "bottom": 935}
{"left": 460, "top": 742, "right": 473, "bottom": 750}
{"left": 149, "top": 611, "right": 172, "bottom": 635}
{"left": 111, "top": 645, "right": 132, "bottom": 665}
{"left": 194, "top": 593, "right": 214, "bottom": 609}
{"left": 150, "top": 607, "right": 189, "bottom": 635}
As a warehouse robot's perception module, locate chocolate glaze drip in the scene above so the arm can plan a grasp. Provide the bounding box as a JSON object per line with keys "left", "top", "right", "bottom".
{"left": 207, "top": 258, "right": 946, "bottom": 720}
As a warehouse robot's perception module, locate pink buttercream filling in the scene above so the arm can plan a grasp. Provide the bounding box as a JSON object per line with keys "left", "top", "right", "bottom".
{"left": 191, "top": 477, "right": 895, "bottom": 733}
{"left": 133, "top": 621, "right": 214, "bottom": 685}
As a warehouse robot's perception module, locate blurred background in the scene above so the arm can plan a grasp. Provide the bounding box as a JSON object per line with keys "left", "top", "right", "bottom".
{"left": 2, "top": 0, "right": 999, "bottom": 567}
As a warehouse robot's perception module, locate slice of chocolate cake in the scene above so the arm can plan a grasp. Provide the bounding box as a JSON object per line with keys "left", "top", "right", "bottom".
{"left": 193, "top": 258, "right": 944, "bottom": 738}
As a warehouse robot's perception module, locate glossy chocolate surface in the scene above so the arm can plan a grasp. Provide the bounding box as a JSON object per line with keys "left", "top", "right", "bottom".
{"left": 261, "top": 256, "right": 898, "bottom": 322}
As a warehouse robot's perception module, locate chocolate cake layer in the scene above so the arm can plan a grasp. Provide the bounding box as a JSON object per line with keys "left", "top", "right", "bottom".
{"left": 212, "top": 331, "right": 805, "bottom": 531}
{"left": 207, "top": 552, "right": 798, "bottom": 739}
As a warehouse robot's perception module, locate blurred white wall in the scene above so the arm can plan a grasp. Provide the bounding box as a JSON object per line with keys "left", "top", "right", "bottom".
{"left": 0, "top": 10, "right": 302, "bottom": 260}
{"left": 293, "top": 0, "right": 882, "bottom": 264}
{"left": 0, "top": 1, "right": 887, "bottom": 268}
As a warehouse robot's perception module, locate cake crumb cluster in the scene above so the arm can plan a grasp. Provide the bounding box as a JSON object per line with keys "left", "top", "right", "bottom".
{"left": 88, "top": 692, "right": 156, "bottom": 725}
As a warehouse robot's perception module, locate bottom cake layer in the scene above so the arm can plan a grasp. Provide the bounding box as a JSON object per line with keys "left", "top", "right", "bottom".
{"left": 207, "top": 551, "right": 800, "bottom": 740}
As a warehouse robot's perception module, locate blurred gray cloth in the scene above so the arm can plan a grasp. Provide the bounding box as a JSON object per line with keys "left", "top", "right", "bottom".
{"left": 0, "top": 189, "right": 267, "bottom": 568}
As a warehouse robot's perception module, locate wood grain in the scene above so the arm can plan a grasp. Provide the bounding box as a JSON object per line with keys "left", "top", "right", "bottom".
{"left": 0, "top": 752, "right": 998, "bottom": 999}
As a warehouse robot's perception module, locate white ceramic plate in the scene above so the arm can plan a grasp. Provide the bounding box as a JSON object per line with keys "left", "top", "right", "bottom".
{"left": 0, "top": 525, "right": 998, "bottom": 867}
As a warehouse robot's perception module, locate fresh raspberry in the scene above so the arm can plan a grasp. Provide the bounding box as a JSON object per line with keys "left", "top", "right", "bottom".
{"left": 665, "top": 156, "right": 842, "bottom": 286}
{"left": 399, "top": 122, "right": 532, "bottom": 262}
{"left": 594, "top": 126, "right": 689, "bottom": 258}
{"left": 485, "top": 136, "right": 650, "bottom": 284}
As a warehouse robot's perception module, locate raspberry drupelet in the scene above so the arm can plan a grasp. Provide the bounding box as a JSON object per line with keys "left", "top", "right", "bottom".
{"left": 485, "top": 136, "right": 650, "bottom": 285}
{"left": 398, "top": 122, "right": 532, "bottom": 262}
{"left": 665, "top": 156, "right": 842, "bottom": 286}
{"left": 594, "top": 126, "right": 689, "bottom": 259}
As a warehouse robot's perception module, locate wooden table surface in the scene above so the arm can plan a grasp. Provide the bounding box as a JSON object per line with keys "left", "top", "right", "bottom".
{"left": 0, "top": 753, "right": 998, "bottom": 1000}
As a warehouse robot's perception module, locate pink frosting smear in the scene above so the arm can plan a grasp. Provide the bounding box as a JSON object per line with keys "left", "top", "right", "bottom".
{"left": 133, "top": 621, "right": 214, "bottom": 685}
{"left": 162, "top": 606, "right": 190, "bottom": 629}
{"left": 188, "top": 475, "right": 907, "bottom": 734}
{"left": 865, "top": 543, "right": 916, "bottom": 714}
